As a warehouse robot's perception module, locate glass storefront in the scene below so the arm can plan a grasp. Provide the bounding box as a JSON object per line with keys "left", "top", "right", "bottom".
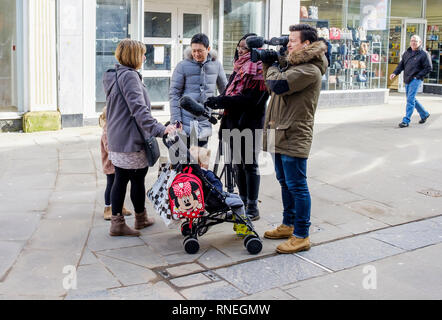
{"left": 300, "top": 0, "right": 390, "bottom": 91}
{"left": 213, "top": 0, "right": 266, "bottom": 75}
{"left": 0, "top": 0, "right": 17, "bottom": 113}
{"left": 95, "top": 0, "right": 131, "bottom": 113}
{"left": 425, "top": 0, "right": 442, "bottom": 85}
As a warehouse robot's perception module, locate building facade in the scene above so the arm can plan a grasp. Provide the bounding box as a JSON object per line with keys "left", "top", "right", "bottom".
{"left": 1, "top": 0, "right": 441, "bottom": 131}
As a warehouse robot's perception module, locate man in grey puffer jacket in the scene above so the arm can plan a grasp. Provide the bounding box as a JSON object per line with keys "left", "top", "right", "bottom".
{"left": 169, "top": 33, "right": 227, "bottom": 147}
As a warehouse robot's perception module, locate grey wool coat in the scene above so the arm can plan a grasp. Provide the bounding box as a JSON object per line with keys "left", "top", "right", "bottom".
{"left": 169, "top": 48, "right": 227, "bottom": 139}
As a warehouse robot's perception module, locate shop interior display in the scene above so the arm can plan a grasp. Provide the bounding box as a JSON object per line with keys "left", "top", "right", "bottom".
{"left": 426, "top": 25, "right": 442, "bottom": 84}
{"left": 301, "top": 13, "right": 385, "bottom": 90}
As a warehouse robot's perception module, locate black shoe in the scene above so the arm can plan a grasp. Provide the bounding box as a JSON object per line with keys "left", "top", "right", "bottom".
{"left": 246, "top": 204, "right": 260, "bottom": 221}
{"left": 398, "top": 122, "right": 409, "bottom": 128}
{"left": 419, "top": 114, "right": 430, "bottom": 124}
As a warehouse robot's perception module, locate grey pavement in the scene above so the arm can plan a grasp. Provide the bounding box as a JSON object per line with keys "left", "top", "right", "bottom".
{"left": 0, "top": 93, "right": 441, "bottom": 300}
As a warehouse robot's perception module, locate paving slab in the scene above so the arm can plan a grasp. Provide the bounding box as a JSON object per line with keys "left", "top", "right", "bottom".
{"left": 166, "top": 263, "right": 206, "bottom": 278}
{"left": 284, "top": 243, "right": 442, "bottom": 300}
{"left": 109, "top": 282, "right": 184, "bottom": 300}
{"left": 297, "top": 235, "right": 405, "bottom": 272}
{"left": 96, "top": 245, "right": 168, "bottom": 269}
{"left": 0, "top": 241, "right": 25, "bottom": 280}
{"left": 180, "top": 280, "right": 245, "bottom": 300}
{"left": 215, "top": 255, "right": 326, "bottom": 295}
{"left": 87, "top": 225, "right": 145, "bottom": 252}
{"left": 170, "top": 273, "right": 213, "bottom": 288}
{"left": 0, "top": 213, "right": 41, "bottom": 241}
{"left": 97, "top": 255, "right": 158, "bottom": 286}
{"left": 74, "top": 263, "right": 121, "bottom": 293}
{"left": 240, "top": 288, "right": 296, "bottom": 300}
{"left": 368, "top": 218, "right": 442, "bottom": 251}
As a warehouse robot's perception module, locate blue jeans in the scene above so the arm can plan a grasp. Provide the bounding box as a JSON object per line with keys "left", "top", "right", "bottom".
{"left": 273, "top": 153, "right": 311, "bottom": 238}
{"left": 403, "top": 79, "right": 429, "bottom": 124}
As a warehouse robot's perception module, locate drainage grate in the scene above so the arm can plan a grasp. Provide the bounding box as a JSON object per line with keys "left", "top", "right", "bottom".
{"left": 203, "top": 271, "right": 220, "bottom": 281}
{"left": 158, "top": 270, "right": 171, "bottom": 279}
{"left": 418, "top": 189, "right": 442, "bottom": 198}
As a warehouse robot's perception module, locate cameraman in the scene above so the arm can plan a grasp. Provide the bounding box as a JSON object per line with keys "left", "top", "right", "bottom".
{"left": 206, "top": 33, "right": 269, "bottom": 221}
{"left": 262, "top": 24, "right": 328, "bottom": 254}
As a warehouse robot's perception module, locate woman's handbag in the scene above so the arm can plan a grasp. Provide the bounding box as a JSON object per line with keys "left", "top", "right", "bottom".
{"left": 147, "top": 163, "right": 180, "bottom": 228}
{"left": 114, "top": 71, "right": 160, "bottom": 167}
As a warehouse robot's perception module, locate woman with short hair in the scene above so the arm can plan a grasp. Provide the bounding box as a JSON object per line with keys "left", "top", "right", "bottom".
{"left": 103, "top": 39, "right": 176, "bottom": 237}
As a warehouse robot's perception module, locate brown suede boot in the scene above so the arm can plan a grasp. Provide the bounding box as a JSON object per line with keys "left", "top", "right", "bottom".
{"left": 264, "top": 224, "right": 294, "bottom": 239}
{"left": 134, "top": 209, "right": 155, "bottom": 230}
{"left": 276, "top": 236, "right": 311, "bottom": 254}
{"left": 122, "top": 207, "right": 132, "bottom": 217}
{"left": 110, "top": 215, "right": 141, "bottom": 237}
{"left": 104, "top": 207, "right": 112, "bottom": 221}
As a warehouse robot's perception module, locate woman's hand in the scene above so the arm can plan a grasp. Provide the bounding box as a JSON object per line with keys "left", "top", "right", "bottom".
{"left": 206, "top": 96, "right": 221, "bottom": 109}
{"left": 164, "top": 124, "right": 177, "bottom": 136}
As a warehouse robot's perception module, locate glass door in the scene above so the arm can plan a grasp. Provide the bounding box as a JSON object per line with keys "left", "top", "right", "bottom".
{"left": 178, "top": 9, "right": 208, "bottom": 60}
{"left": 143, "top": 5, "right": 177, "bottom": 111}
{"left": 399, "top": 19, "right": 427, "bottom": 92}
{"left": 143, "top": 4, "right": 208, "bottom": 112}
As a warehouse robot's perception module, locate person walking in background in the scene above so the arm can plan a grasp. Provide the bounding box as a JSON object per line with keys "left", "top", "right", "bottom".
{"left": 103, "top": 39, "right": 176, "bottom": 237}
{"left": 390, "top": 35, "right": 432, "bottom": 128}
{"left": 205, "top": 33, "right": 269, "bottom": 221}
{"left": 98, "top": 107, "right": 132, "bottom": 221}
{"left": 169, "top": 33, "right": 227, "bottom": 148}
{"left": 262, "top": 24, "right": 328, "bottom": 254}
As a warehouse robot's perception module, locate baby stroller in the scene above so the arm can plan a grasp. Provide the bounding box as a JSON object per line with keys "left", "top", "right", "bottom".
{"left": 159, "top": 133, "right": 263, "bottom": 255}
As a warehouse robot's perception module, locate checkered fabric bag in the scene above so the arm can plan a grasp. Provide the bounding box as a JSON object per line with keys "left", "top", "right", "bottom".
{"left": 147, "top": 163, "right": 179, "bottom": 228}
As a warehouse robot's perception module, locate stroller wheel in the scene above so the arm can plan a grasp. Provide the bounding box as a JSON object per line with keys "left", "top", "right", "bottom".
{"left": 181, "top": 222, "right": 192, "bottom": 237}
{"left": 183, "top": 236, "right": 200, "bottom": 254}
{"left": 244, "top": 235, "right": 263, "bottom": 255}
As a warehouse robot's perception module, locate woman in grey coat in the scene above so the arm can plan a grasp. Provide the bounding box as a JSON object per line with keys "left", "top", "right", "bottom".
{"left": 103, "top": 39, "right": 176, "bottom": 237}
{"left": 169, "top": 33, "right": 227, "bottom": 147}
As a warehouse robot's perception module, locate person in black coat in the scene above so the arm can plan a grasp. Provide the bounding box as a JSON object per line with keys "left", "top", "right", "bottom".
{"left": 206, "top": 33, "right": 269, "bottom": 221}
{"left": 390, "top": 35, "right": 432, "bottom": 128}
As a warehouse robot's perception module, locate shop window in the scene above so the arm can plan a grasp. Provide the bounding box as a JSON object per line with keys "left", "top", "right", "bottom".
{"left": 0, "top": 0, "right": 17, "bottom": 113}
{"left": 425, "top": 0, "right": 442, "bottom": 85}
{"left": 144, "top": 44, "right": 172, "bottom": 71}
{"left": 220, "top": 0, "right": 266, "bottom": 75}
{"left": 301, "top": 0, "right": 389, "bottom": 91}
{"left": 95, "top": 0, "right": 131, "bottom": 113}
{"left": 390, "top": 0, "right": 423, "bottom": 18}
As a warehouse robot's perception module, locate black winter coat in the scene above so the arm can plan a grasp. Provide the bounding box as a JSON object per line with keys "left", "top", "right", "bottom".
{"left": 211, "top": 72, "right": 269, "bottom": 140}
{"left": 394, "top": 47, "right": 432, "bottom": 84}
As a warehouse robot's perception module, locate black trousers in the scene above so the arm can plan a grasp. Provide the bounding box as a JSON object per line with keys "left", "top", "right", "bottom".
{"left": 111, "top": 166, "right": 148, "bottom": 216}
{"left": 105, "top": 174, "right": 115, "bottom": 206}
{"left": 228, "top": 132, "right": 261, "bottom": 202}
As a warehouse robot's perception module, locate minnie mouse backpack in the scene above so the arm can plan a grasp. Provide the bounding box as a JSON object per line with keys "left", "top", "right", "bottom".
{"left": 168, "top": 166, "right": 205, "bottom": 228}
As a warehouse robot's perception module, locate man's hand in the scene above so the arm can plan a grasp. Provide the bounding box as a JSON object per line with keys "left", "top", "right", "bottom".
{"left": 389, "top": 74, "right": 396, "bottom": 81}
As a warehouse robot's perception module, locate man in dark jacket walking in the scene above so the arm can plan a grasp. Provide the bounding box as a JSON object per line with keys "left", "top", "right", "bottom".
{"left": 390, "top": 35, "right": 432, "bottom": 128}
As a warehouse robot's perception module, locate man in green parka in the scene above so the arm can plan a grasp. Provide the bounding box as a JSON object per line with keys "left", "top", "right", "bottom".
{"left": 262, "top": 24, "right": 328, "bottom": 254}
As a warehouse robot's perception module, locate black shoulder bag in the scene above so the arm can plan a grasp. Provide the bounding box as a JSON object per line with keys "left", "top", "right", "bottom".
{"left": 114, "top": 70, "right": 160, "bottom": 167}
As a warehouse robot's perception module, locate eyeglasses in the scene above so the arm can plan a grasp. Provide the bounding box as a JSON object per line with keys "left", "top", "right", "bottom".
{"left": 237, "top": 45, "right": 249, "bottom": 51}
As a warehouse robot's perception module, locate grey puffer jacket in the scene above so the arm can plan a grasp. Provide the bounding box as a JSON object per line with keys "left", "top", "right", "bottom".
{"left": 169, "top": 48, "right": 227, "bottom": 139}
{"left": 103, "top": 64, "right": 166, "bottom": 153}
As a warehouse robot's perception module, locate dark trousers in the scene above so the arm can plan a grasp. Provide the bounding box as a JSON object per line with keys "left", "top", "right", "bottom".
{"left": 105, "top": 174, "right": 115, "bottom": 206}
{"left": 273, "top": 153, "right": 311, "bottom": 238}
{"left": 111, "top": 166, "right": 149, "bottom": 216}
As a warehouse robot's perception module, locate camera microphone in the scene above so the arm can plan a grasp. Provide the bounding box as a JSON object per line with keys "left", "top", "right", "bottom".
{"left": 179, "top": 96, "right": 218, "bottom": 125}
{"left": 246, "top": 36, "right": 265, "bottom": 49}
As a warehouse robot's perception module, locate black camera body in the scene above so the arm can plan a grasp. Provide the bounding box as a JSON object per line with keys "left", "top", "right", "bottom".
{"left": 246, "top": 36, "right": 289, "bottom": 64}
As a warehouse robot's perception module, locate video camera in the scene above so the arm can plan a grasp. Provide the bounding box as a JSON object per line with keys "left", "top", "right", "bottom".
{"left": 246, "top": 36, "right": 289, "bottom": 64}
